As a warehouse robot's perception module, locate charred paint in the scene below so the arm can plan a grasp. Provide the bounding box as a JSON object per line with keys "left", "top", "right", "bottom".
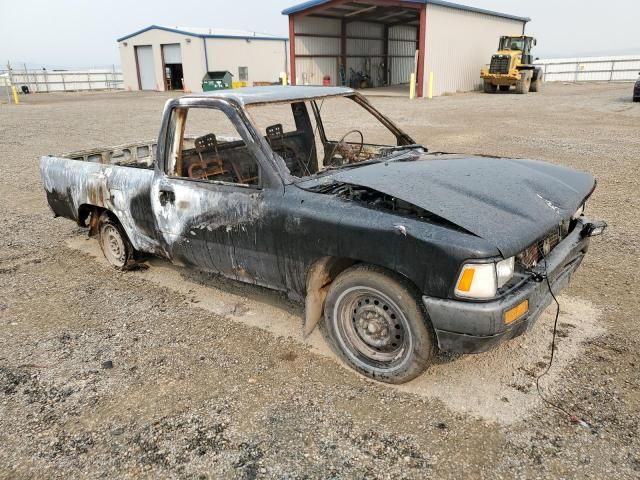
{"left": 40, "top": 86, "right": 600, "bottom": 341}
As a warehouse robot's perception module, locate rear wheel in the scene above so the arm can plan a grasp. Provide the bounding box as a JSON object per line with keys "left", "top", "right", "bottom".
{"left": 99, "top": 214, "right": 134, "bottom": 270}
{"left": 321, "top": 265, "right": 435, "bottom": 384}
{"left": 483, "top": 80, "right": 497, "bottom": 93}
{"left": 515, "top": 71, "right": 532, "bottom": 94}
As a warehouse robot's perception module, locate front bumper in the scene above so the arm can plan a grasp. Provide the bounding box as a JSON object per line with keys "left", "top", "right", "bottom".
{"left": 423, "top": 217, "right": 602, "bottom": 354}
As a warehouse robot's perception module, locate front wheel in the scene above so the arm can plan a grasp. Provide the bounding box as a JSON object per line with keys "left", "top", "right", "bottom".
{"left": 483, "top": 80, "right": 497, "bottom": 93}
{"left": 515, "top": 71, "right": 532, "bottom": 94}
{"left": 321, "top": 265, "right": 435, "bottom": 384}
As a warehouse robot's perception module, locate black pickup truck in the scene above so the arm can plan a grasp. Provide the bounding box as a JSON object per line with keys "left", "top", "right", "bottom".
{"left": 40, "top": 86, "right": 605, "bottom": 383}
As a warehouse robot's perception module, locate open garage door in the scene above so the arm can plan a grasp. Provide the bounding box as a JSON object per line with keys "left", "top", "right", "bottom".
{"left": 161, "top": 43, "right": 184, "bottom": 90}
{"left": 287, "top": 1, "right": 424, "bottom": 96}
{"left": 135, "top": 45, "right": 156, "bottom": 90}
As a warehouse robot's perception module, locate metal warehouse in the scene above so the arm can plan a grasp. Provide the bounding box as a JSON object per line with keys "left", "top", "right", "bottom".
{"left": 283, "top": 0, "right": 530, "bottom": 96}
{"left": 117, "top": 25, "right": 289, "bottom": 92}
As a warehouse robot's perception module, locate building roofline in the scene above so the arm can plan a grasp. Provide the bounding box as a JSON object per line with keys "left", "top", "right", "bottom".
{"left": 117, "top": 25, "right": 288, "bottom": 43}
{"left": 282, "top": 0, "right": 530, "bottom": 23}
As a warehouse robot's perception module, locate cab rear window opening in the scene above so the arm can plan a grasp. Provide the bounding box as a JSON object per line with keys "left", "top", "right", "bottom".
{"left": 165, "top": 106, "right": 260, "bottom": 187}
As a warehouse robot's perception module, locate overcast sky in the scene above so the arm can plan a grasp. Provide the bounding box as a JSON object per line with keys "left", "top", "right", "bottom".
{"left": 1, "top": 0, "right": 638, "bottom": 69}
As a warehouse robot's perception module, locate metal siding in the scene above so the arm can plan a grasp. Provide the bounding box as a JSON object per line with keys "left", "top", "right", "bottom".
{"left": 347, "top": 38, "right": 384, "bottom": 56}
{"left": 295, "top": 57, "right": 337, "bottom": 85}
{"left": 424, "top": 3, "right": 524, "bottom": 96}
{"left": 389, "top": 25, "right": 417, "bottom": 86}
{"left": 346, "top": 21, "right": 384, "bottom": 38}
{"left": 293, "top": 16, "right": 340, "bottom": 85}
{"left": 206, "top": 38, "right": 288, "bottom": 85}
{"left": 389, "top": 25, "right": 417, "bottom": 42}
{"left": 295, "top": 36, "right": 340, "bottom": 56}
{"left": 343, "top": 22, "right": 384, "bottom": 86}
{"left": 390, "top": 57, "right": 415, "bottom": 85}
{"left": 295, "top": 16, "right": 341, "bottom": 35}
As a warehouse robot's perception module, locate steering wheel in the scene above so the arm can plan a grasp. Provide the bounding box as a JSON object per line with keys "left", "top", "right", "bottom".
{"left": 328, "top": 129, "right": 364, "bottom": 166}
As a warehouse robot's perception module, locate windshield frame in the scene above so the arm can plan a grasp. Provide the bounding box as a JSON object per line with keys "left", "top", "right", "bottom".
{"left": 244, "top": 92, "right": 417, "bottom": 184}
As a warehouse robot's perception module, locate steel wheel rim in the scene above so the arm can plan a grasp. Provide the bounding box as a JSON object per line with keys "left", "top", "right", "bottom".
{"left": 101, "top": 225, "right": 126, "bottom": 267}
{"left": 333, "top": 286, "right": 412, "bottom": 369}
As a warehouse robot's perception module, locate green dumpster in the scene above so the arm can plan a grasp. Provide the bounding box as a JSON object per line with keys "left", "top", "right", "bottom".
{"left": 202, "top": 71, "right": 233, "bottom": 91}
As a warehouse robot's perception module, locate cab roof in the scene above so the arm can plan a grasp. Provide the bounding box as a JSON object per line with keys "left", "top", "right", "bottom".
{"left": 184, "top": 86, "right": 355, "bottom": 106}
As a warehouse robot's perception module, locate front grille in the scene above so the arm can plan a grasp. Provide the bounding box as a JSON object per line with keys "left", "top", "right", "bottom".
{"left": 489, "top": 55, "right": 511, "bottom": 74}
{"left": 517, "top": 221, "right": 571, "bottom": 269}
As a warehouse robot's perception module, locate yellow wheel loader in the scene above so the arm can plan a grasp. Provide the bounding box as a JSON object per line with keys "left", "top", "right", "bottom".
{"left": 480, "top": 36, "right": 543, "bottom": 94}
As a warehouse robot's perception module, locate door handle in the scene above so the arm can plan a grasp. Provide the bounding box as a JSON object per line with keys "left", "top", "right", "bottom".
{"left": 159, "top": 188, "right": 175, "bottom": 206}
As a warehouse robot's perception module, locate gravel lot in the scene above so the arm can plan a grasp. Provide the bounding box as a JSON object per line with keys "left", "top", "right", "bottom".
{"left": 0, "top": 82, "right": 638, "bottom": 479}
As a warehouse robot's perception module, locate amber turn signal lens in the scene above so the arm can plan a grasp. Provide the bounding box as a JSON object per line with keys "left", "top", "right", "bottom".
{"left": 504, "top": 300, "right": 529, "bottom": 324}
{"left": 457, "top": 268, "right": 475, "bottom": 292}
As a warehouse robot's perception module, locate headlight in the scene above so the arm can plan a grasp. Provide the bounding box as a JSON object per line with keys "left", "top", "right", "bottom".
{"left": 455, "top": 257, "right": 515, "bottom": 299}
{"left": 496, "top": 257, "right": 515, "bottom": 288}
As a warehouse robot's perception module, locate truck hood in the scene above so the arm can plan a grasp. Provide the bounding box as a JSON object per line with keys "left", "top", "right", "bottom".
{"left": 327, "top": 154, "right": 596, "bottom": 257}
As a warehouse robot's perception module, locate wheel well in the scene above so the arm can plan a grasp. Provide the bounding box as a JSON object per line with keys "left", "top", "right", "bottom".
{"left": 303, "top": 257, "right": 423, "bottom": 337}
{"left": 77, "top": 204, "right": 119, "bottom": 237}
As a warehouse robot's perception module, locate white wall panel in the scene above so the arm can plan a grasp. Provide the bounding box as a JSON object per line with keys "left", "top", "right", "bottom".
{"left": 424, "top": 4, "right": 525, "bottom": 96}
{"left": 206, "top": 38, "right": 288, "bottom": 85}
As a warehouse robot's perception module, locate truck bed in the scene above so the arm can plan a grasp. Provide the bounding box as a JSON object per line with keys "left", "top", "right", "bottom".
{"left": 62, "top": 139, "right": 157, "bottom": 168}
{"left": 40, "top": 140, "right": 162, "bottom": 255}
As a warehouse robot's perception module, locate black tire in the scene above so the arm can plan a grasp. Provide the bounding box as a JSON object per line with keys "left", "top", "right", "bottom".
{"left": 483, "top": 80, "right": 497, "bottom": 93}
{"left": 515, "top": 71, "right": 531, "bottom": 94}
{"left": 320, "top": 264, "right": 435, "bottom": 384}
{"left": 98, "top": 213, "right": 134, "bottom": 270}
{"left": 499, "top": 85, "right": 510, "bottom": 92}
{"left": 530, "top": 70, "right": 543, "bottom": 92}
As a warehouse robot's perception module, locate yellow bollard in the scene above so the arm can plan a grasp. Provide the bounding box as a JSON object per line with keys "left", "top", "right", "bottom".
{"left": 11, "top": 86, "right": 19, "bottom": 104}
{"left": 281, "top": 72, "right": 287, "bottom": 86}
{"left": 428, "top": 72, "right": 434, "bottom": 99}
{"left": 409, "top": 73, "right": 416, "bottom": 99}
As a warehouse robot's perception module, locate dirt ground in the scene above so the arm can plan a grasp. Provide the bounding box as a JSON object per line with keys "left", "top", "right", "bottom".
{"left": 0, "top": 82, "right": 638, "bottom": 479}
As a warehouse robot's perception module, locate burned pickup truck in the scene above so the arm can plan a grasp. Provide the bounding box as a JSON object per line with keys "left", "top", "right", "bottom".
{"left": 40, "top": 86, "right": 605, "bottom": 383}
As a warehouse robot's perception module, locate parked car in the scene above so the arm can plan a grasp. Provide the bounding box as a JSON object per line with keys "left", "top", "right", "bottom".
{"left": 634, "top": 74, "right": 640, "bottom": 102}
{"left": 40, "top": 86, "right": 605, "bottom": 384}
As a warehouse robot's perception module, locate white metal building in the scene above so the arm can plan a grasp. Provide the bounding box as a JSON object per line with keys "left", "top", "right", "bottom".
{"left": 282, "top": 0, "right": 530, "bottom": 96}
{"left": 117, "top": 25, "right": 289, "bottom": 92}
